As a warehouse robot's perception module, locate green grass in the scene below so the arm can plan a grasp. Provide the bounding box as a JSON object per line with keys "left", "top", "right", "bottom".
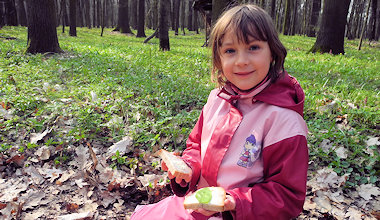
{"left": 0, "top": 26, "right": 379, "bottom": 187}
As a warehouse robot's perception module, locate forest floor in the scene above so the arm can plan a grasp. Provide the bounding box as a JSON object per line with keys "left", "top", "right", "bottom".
{"left": 1, "top": 138, "right": 379, "bottom": 219}
{"left": 1, "top": 27, "right": 379, "bottom": 219}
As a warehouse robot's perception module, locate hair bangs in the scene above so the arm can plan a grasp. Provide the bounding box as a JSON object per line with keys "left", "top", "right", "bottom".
{"left": 231, "top": 8, "right": 268, "bottom": 44}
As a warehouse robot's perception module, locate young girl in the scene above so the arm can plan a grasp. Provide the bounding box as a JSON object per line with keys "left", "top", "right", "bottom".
{"left": 131, "top": 4, "right": 308, "bottom": 220}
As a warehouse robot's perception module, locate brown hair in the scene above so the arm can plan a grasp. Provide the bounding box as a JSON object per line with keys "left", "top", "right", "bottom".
{"left": 210, "top": 4, "right": 287, "bottom": 87}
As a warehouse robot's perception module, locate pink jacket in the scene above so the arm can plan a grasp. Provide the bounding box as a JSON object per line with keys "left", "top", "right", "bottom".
{"left": 172, "top": 73, "right": 308, "bottom": 220}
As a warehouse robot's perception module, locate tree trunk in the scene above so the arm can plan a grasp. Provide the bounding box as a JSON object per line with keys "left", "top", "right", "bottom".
{"left": 193, "top": 8, "right": 199, "bottom": 34}
{"left": 358, "top": 0, "right": 371, "bottom": 50}
{"left": 270, "top": 0, "right": 276, "bottom": 20}
{"left": 282, "top": 0, "right": 292, "bottom": 35}
{"left": 76, "top": 0, "right": 83, "bottom": 27}
{"left": 16, "top": 0, "right": 27, "bottom": 26}
{"left": 152, "top": 0, "right": 158, "bottom": 29}
{"left": 173, "top": 0, "right": 180, "bottom": 35}
{"left": 159, "top": 0, "right": 170, "bottom": 51}
{"left": 130, "top": 0, "right": 137, "bottom": 29}
{"left": 291, "top": 0, "right": 299, "bottom": 35}
{"left": 93, "top": 0, "right": 97, "bottom": 27}
{"left": 96, "top": 0, "right": 101, "bottom": 27}
{"left": 136, "top": 0, "right": 146, "bottom": 37}
{"left": 310, "top": 0, "right": 351, "bottom": 54}
{"left": 100, "top": 0, "right": 106, "bottom": 36}
{"left": 69, "top": 0, "right": 77, "bottom": 36}
{"left": 347, "top": 0, "right": 359, "bottom": 39}
{"left": 369, "top": 0, "right": 378, "bottom": 40}
{"left": 118, "top": 0, "right": 133, "bottom": 34}
{"left": 6, "top": 0, "right": 18, "bottom": 26}
{"left": 180, "top": 0, "right": 186, "bottom": 35}
{"left": 275, "top": 0, "right": 283, "bottom": 31}
{"left": 188, "top": 0, "right": 193, "bottom": 31}
{"left": 61, "top": 0, "right": 67, "bottom": 33}
{"left": 26, "top": 0, "right": 63, "bottom": 54}
{"left": 84, "top": 0, "right": 91, "bottom": 28}
{"left": 307, "top": 0, "right": 321, "bottom": 37}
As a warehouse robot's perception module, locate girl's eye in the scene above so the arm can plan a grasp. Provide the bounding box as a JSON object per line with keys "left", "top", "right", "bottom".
{"left": 249, "top": 45, "right": 260, "bottom": 51}
{"left": 225, "top": 49, "right": 235, "bottom": 54}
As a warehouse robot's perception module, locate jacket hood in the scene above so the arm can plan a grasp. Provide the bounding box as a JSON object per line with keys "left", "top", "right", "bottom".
{"left": 218, "top": 72, "right": 305, "bottom": 116}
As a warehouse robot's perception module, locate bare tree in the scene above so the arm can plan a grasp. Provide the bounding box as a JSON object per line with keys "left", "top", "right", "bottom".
{"left": 282, "top": 0, "right": 292, "bottom": 35}
{"left": 307, "top": 0, "right": 321, "bottom": 37}
{"left": 16, "top": 0, "right": 27, "bottom": 26}
{"left": 173, "top": 0, "right": 180, "bottom": 35}
{"left": 136, "top": 0, "right": 146, "bottom": 37}
{"left": 159, "top": 0, "right": 170, "bottom": 50}
{"left": 358, "top": 0, "right": 371, "bottom": 50}
{"left": 369, "top": 0, "right": 378, "bottom": 40}
{"left": 5, "top": 0, "right": 18, "bottom": 26}
{"left": 310, "top": 0, "right": 351, "bottom": 54}
{"left": 26, "top": 0, "right": 63, "bottom": 54}
{"left": 69, "top": 0, "right": 77, "bottom": 36}
{"left": 188, "top": 0, "right": 194, "bottom": 31}
{"left": 118, "top": 0, "right": 133, "bottom": 34}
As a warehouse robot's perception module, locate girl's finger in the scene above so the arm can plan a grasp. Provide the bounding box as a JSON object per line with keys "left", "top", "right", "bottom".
{"left": 179, "top": 179, "right": 188, "bottom": 187}
{"left": 161, "top": 161, "right": 168, "bottom": 171}
{"left": 183, "top": 174, "right": 191, "bottom": 182}
{"left": 195, "top": 208, "right": 215, "bottom": 217}
{"left": 175, "top": 177, "right": 183, "bottom": 184}
{"left": 167, "top": 171, "right": 175, "bottom": 179}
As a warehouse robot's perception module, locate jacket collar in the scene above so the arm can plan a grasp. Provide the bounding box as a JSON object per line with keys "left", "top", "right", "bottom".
{"left": 217, "top": 77, "right": 271, "bottom": 104}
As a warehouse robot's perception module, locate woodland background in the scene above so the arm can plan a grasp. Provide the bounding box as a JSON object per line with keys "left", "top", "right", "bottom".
{"left": 0, "top": 0, "right": 379, "bottom": 219}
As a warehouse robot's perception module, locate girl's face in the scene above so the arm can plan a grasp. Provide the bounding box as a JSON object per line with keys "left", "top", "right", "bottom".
{"left": 219, "top": 30, "right": 272, "bottom": 91}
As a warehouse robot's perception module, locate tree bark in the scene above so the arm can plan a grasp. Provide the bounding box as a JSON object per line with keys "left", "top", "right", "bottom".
{"left": 100, "top": 0, "right": 106, "bottom": 36}
{"left": 26, "top": 0, "right": 63, "bottom": 54}
{"left": 118, "top": 0, "right": 133, "bottom": 34}
{"left": 270, "top": 0, "right": 276, "bottom": 20}
{"left": 188, "top": 0, "right": 194, "bottom": 31}
{"left": 369, "top": 0, "right": 378, "bottom": 40}
{"left": 282, "top": 0, "right": 292, "bottom": 35}
{"left": 180, "top": 0, "right": 186, "bottom": 35}
{"left": 130, "top": 0, "right": 138, "bottom": 29}
{"left": 310, "top": 0, "right": 351, "bottom": 54}
{"left": 69, "top": 0, "right": 77, "bottom": 36}
{"left": 84, "top": 0, "right": 91, "bottom": 28}
{"left": 159, "top": 0, "right": 170, "bottom": 51}
{"left": 6, "top": 0, "right": 18, "bottom": 26}
{"left": 173, "top": 0, "right": 180, "bottom": 35}
{"left": 152, "top": 0, "right": 158, "bottom": 29}
{"left": 136, "top": 0, "right": 146, "bottom": 37}
{"left": 358, "top": 0, "right": 371, "bottom": 50}
{"left": 307, "top": 0, "right": 321, "bottom": 37}
{"left": 16, "top": 0, "right": 27, "bottom": 26}
{"left": 193, "top": 8, "right": 199, "bottom": 34}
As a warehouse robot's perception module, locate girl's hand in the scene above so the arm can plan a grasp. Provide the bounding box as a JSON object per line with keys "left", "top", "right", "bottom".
{"left": 194, "top": 195, "right": 236, "bottom": 216}
{"left": 161, "top": 160, "right": 192, "bottom": 187}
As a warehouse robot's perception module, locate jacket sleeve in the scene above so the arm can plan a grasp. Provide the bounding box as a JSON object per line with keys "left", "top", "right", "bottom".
{"left": 171, "top": 111, "right": 203, "bottom": 196}
{"left": 227, "top": 135, "right": 308, "bottom": 220}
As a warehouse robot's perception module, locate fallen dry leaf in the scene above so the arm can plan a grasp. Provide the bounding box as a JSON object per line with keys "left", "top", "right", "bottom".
{"left": 57, "top": 211, "right": 93, "bottom": 220}
{"left": 357, "top": 184, "right": 380, "bottom": 201}
{"left": 107, "top": 136, "right": 133, "bottom": 157}
{"left": 30, "top": 129, "right": 51, "bottom": 144}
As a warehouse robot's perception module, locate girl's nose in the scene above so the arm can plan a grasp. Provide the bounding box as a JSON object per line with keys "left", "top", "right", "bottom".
{"left": 235, "top": 51, "right": 249, "bottom": 66}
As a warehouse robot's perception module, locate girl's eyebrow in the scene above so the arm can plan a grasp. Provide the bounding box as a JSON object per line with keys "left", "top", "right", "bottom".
{"left": 221, "top": 42, "right": 234, "bottom": 46}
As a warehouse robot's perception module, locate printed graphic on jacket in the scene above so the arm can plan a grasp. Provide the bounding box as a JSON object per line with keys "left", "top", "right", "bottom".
{"left": 237, "top": 134, "right": 261, "bottom": 168}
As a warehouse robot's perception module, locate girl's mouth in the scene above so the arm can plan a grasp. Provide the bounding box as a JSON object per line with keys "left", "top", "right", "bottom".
{"left": 235, "top": 71, "right": 254, "bottom": 75}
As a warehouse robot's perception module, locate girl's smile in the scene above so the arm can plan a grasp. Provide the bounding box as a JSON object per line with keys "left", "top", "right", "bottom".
{"left": 220, "top": 30, "right": 273, "bottom": 91}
